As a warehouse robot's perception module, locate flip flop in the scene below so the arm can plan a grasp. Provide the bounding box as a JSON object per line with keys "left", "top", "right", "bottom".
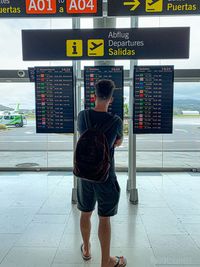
{"left": 114, "top": 256, "right": 127, "bottom": 267}
{"left": 80, "top": 243, "right": 91, "bottom": 261}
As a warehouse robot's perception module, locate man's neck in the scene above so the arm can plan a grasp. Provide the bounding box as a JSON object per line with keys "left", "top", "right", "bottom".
{"left": 94, "top": 102, "right": 109, "bottom": 112}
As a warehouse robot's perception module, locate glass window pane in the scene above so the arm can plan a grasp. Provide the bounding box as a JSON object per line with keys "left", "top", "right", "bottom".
{"left": 0, "top": 82, "right": 73, "bottom": 168}
{"left": 163, "top": 82, "right": 200, "bottom": 168}
{"left": 81, "top": 60, "right": 94, "bottom": 70}
{"left": 115, "top": 60, "right": 130, "bottom": 70}
{"left": 80, "top": 18, "right": 93, "bottom": 29}
{"left": 0, "top": 18, "right": 73, "bottom": 69}
{"left": 116, "top": 18, "right": 131, "bottom": 28}
{"left": 139, "top": 16, "right": 200, "bottom": 69}
{"left": 50, "top": 18, "right": 72, "bottom": 29}
{"left": 136, "top": 134, "right": 163, "bottom": 168}
{"left": 115, "top": 86, "right": 129, "bottom": 168}
{"left": 0, "top": 19, "right": 49, "bottom": 69}
{"left": 0, "top": 82, "right": 47, "bottom": 168}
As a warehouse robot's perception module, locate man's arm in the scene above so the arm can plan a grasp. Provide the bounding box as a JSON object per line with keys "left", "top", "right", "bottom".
{"left": 77, "top": 110, "right": 84, "bottom": 134}
{"left": 114, "top": 137, "right": 123, "bottom": 147}
{"left": 114, "top": 117, "right": 123, "bottom": 147}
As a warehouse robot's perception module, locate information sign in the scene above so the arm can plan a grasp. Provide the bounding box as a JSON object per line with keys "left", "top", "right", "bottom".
{"left": 0, "top": 0, "right": 102, "bottom": 17}
{"left": 108, "top": 0, "right": 200, "bottom": 17}
{"left": 22, "top": 27, "right": 190, "bottom": 61}
{"left": 35, "top": 67, "right": 74, "bottom": 133}
{"left": 84, "top": 66, "right": 124, "bottom": 119}
{"left": 133, "top": 66, "right": 174, "bottom": 134}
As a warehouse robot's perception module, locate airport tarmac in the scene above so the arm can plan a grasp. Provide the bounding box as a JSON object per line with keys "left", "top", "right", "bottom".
{"left": 0, "top": 117, "right": 199, "bottom": 169}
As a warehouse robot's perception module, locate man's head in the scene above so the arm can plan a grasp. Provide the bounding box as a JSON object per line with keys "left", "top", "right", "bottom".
{"left": 95, "top": 79, "right": 115, "bottom": 103}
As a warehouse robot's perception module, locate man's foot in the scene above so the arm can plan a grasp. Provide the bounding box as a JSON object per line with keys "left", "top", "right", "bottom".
{"left": 104, "top": 256, "right": 127, "bottom": 267}
{"left": 80, "top": 243, "right": 91, "bottom": 261}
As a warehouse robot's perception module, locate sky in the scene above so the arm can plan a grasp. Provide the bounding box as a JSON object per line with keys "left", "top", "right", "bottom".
{"left": 0, "top": 16, "right": 200, "bottom": 109}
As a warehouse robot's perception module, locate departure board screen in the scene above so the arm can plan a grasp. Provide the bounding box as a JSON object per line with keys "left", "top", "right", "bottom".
{"left": 28, "top": 67, "right": 35, "bottom": 82}
{"left": 35, "top": 67, "right": 74, "bottom": 133}
{"left": 84, "top": 66, "right": 124, "bottom": 119}
{"left": 133, "top": 66, "right": 174, "bottom": 134}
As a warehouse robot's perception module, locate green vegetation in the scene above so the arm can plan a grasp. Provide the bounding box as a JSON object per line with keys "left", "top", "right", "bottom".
{"left": 26, "top": 114, "right": 36, "bottom": 120}
{"left": 124, "top": 103, "right": 129, "bottom": 116}
{"left": 123, "top": 122, "right": 129, "bottom": 135}
{"left": 174, "top": 114, "right": 200, "bottom": 118}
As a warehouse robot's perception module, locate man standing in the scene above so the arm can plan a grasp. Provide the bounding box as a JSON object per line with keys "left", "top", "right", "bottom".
{"left": 77, "top": 79, "right": 127, "bottom": 267}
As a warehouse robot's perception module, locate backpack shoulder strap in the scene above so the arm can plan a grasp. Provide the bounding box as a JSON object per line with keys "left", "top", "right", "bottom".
{"left": 83, "top": 109, "right": 92, "bottom": 130}
{"left": 99, "top": 115, "right": 119, "bottom": 134}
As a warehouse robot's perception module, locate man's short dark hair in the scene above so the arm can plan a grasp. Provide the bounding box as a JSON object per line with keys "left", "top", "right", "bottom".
{"left": 95, "top": 79, "right": 115, "bottom": 100}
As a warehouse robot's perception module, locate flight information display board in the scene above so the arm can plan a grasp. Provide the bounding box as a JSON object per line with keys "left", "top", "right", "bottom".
{"left": 35, "top": 67, "right": 74, "bottom": 133}
{"left": 28, "top": 67, "right": 35, "bottom": 82}
{"left": 133, "top": 66, "right": 174, "bottom": 134}
{"left": 84, "top": 66, "right": 124, "bottom": 119}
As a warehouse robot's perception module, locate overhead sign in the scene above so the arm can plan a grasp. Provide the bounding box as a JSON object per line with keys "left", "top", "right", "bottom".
{"left": 108, "top": 0, "right": 200, "bottom": 16}
{"left": 84, "top": 66, "right": 124, "bottom": 119}
{"left": 0, "top": 0, "right": 102, "bottom": 17}
{"left": 22, "top": 27, "right": 190, "bottom": 61}
{"left": 34, "top": 67, "right": 74, "bottom": 133}
{"left": 133, "top": 66, "right": 174, "bottom": 134}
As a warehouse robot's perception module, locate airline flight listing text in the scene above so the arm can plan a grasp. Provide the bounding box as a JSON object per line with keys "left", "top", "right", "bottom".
{"left": 35, "top": 67, "right": 74, "bottom": 133}
{"left": 133, "top": 66, "right": 174, "bottom": 134}
{"left": 84, "top": 66, "right": 124, "bottom": 119}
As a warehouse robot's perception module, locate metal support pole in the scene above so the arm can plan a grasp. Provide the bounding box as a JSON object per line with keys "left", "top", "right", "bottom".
{"left": 72, "top": 18, "right": 81, "bottom": 204}
{"left": 94, "top": 17, "right": 116, "bottom": 66}
{"left": 127, "top": 17, "right": 139, "bottom": 205}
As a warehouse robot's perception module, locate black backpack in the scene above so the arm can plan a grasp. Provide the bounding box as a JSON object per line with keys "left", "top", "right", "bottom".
{"left": 73, "top": 110, "right": 118, "bottom": 183}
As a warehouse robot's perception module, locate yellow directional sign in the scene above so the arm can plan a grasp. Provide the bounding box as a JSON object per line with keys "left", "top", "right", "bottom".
{"left": 108, "top": 0, "right": 200, "bottom": 16}
{"left": 88, "top": 39, "right": 104, "bottom": 56}
{"left": 66, "top": 40, "right": 83, "bottom": 57}
{"left": 123, "top": 0, "right": 140, "bottom": 11}
{"left": 146, "top": 0, "right": 163, "bottom": 12}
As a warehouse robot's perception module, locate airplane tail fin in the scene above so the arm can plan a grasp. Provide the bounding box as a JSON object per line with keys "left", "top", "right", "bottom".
{"left": 14, "top": 103, "right": 20, "bottom": 113}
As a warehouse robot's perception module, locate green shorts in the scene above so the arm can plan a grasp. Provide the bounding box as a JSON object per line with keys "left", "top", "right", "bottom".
{"left": 77, "top": 177, "right": 120, "bottom": 217}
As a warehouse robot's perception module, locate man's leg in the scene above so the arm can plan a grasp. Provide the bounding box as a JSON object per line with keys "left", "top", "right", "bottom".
{"left": 98, "top": 216, "right": 111, "bottom": 267}
{"left": 80, "top": 211, "right": 93, "bottom": 257}
{"left": 98, "top": 216, "right": 127, "bottom": 267}
{"left": 96, "top": 180, "right": 126, "bottom": 266}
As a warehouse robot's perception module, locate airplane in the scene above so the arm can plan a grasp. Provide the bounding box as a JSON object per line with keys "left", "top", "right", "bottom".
{"left": 90, "top": 42, "right": 103, "bottom": 51}
{"left": 0, "top": 103, "right": 18, "bottom": 116}
{"left": 0, "top": 103, "right": 27, "bottom": 127}
{"left": 0, "top": 103, "right": 24, "bottom": 116}
{"left": 13, "top": 103, "right": 20, "bottom": 114}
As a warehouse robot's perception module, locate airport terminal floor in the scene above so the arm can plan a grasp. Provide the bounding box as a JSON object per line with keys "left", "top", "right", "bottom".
{"left": 1, "top": 171, "right": 200, "bottom": 267}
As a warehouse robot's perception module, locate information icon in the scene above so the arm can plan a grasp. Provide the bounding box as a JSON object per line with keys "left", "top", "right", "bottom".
{"left": 66, "top": 40, "right": 83, "bottom": 57}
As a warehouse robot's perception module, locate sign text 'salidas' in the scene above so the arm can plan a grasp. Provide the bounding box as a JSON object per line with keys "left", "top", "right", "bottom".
{"left": 108, "top": 31, "right": 144, "bottom": 56}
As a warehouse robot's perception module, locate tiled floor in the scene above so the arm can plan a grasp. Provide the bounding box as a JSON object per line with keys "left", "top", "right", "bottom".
{"left": 0, "top": 172, "right": 200, "bottom": 267}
